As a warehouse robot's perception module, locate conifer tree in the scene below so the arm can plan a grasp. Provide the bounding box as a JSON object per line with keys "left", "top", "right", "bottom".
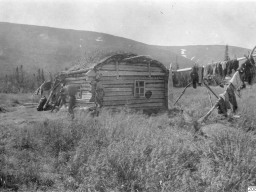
{"left": 224, "top": 44, "right": 229, "bottom": 61}
{"left": 41, "top": 69, "right": 45, "bottom": 82}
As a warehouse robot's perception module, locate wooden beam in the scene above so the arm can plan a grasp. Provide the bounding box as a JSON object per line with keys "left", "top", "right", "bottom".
{"left": 203, "top": 81, "right": 219, "bottom": 99}
{"left": 103, "top": 94, "right": 165, "bottom": 101}
{"left": 173, "top": 82, "right": 192, "bottom": 106}
{"left": 168, "top": 64, "right": 174, "bottom": 109}
{"left": 103, "top": 98, "right": 165, "bottom": 106}
{"left": 97, "top": 71, "right": 166, "bottom": 77}
{"left": 61, "top": 68, "right": 92, "bottom": 75}
{"left": 65, "top": 76, "right": 87, "bottom": 81}
{"left": 197, "top": 99, "right": 220, "bottom": 124}
{"left": 103, "top": 102, "right": 164, "bottom": 108}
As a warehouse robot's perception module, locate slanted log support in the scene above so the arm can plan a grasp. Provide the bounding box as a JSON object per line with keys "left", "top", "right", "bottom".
{"left": 173, "top": 82, "right": 192, "bottom": 106}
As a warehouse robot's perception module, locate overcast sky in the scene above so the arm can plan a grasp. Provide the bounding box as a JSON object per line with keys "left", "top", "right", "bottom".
{"left": 0, "top": 0, "right": 256, "bottom": 49}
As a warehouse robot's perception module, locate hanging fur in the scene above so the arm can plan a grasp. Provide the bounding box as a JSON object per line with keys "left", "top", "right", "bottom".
{"left": 190, "top": 66, "right": 199, "bottom": 89}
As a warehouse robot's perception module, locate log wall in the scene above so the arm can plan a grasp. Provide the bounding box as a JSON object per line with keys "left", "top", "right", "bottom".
{"left": 97, "top": 61, "right": 168, "bottom": 109}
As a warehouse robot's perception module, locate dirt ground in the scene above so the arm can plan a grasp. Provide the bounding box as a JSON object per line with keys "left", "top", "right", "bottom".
{"left": 0, "top": 105, "right": 63, "bottom": 128}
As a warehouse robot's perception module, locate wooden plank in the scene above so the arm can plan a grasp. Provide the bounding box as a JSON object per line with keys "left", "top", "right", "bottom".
{"left": 103, "top": 84, "right": 133, "bottom": 88}
{"left": 63, "top": 68, "right": 92, "bottom": 75}
{"left": 145, "top": 83, "right": 165, "bottom": 88}
{"left": 104, "top": 88, "right": 132, "bottom": 92}
{"left": 99, "top": 76, "right": 165, "bottom": 81}
{"left": 103, "top": 94, "right": 165, "bottom": 101}
{"left": 104, "top": 90, "right": 164, "bottom": 96}
{"left": 65, "top": 76, "right": 87, "bottom": 81}
{"left": 105, "top": 91, "right": 133, "bottom": 96}
{"left": 101, "top": 79, "right": 164, "bottom": 85}
{"left": 145, "top": 87, "right": 165, "bottom": 91}
{"left": 98, "top": 71, "right": 165, "bottom": 77}
{"left": 101, "top": 65, "right": 163, "bottom": 72}
{"left": 75, "top": 99, "right": 94, "bottom": 104}
{"left": 103, "top": 99, "right": 164, "bottom": 106}
{"left": 103, "top": 102, "right": 164, "bottom": 108}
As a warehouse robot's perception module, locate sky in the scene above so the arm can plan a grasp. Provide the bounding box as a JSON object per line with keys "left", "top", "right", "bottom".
{"left": 0, "top": 0, "right": 256, "bottom": 49}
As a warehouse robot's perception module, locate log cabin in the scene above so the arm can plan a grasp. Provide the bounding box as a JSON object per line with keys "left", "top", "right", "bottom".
{"left": 58, "top": 53, "right": 173, "bottom": 111}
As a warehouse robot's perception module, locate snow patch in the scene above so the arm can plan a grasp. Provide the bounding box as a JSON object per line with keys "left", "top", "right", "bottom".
{"left": 39, "top": 33, "right": 48, "bottom": 40}
{"left": 180, "top": 49, "right": 187, "bottom": 58}
{"left": 96, "top": 37, "right": 103, "bottom": 42}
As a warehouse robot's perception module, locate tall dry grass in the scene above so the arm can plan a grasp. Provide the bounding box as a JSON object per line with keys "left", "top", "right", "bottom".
{"left": 0, "top": 85, "right": 256, "bottom": 191}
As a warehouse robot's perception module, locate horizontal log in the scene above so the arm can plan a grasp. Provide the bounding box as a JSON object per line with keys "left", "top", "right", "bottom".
{"left": 145, "top": 83, "right": 165, "bottom": 88}
{"left": 103, "top": 102, "right": 164, "bottom": 108}
{"left": 103, "top": 94, "right": 165, "bottom": 101}
{"left": 104, "top": 88, "right": 132, "bottom": 92}
{"left": 99, "top": 76, "right": 165, "bottom": 81}
{"left": 103, "top": 98, "right": 164, "bottom": 106}
{"left": 65, "top": 76, "right": 87, "bottom": 81}
{"left": 75, "top": 99, "right": 94, "bottom": 104}
{"left": 98, "top": 71, "right": 165, "bottom": 77}
{"left": 103, "top": 84, "right": 133, "bottom": 88}
{"left": 101, "top": 65, "right": 163, "bottom": 72}
{"left": 103, "top": 107, "right": 166, "bottom": 111}
{"left": 102, "top": 83, "right": 164, "bottom": 88}
{"left": 64, "top": 68, "right": 92, "bottom": 75}
{"left": 101, "top": 79, "right": 164, "bottom": 85}
{"left": 104, "top": 91, "right": 133, "bottom": 96}
{"left": 104, "top": 90, "right": 165, "bottom": 97}
{"left": 118, "top": 62, "right": 164, "bottom": 68}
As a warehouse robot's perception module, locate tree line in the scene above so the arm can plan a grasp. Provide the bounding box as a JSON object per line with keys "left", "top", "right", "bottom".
{"left": 0, "top": 65, "right": 53, "bottom": 93}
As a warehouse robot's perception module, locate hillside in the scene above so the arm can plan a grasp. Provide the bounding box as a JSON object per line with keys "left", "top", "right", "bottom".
{"left": 157, "top": 45, "right": 251, "bottom": 65}
{"left": 0, "top": 22, "right": 195, "bottom": 76}
{"left": 0, "top": 22, "right": 251, "bottom": 77}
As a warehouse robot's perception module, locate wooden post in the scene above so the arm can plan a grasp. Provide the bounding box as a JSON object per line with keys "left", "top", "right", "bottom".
{"left": 168, "top": 64, "right": 174, "bottom": 110}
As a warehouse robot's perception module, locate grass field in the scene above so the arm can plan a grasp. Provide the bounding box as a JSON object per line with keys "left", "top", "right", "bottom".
{"left": 0, "top": 85, "right": 256, "bottom": 191}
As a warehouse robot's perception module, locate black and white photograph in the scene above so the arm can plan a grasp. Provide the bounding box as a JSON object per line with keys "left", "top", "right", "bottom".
{"left": 0, "top": 0, "right": 256, "bottom": 191}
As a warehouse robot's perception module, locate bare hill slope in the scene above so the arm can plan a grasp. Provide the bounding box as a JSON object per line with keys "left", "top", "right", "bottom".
{"left": 0, "top": 22, "right": 250, "bottom": 76}
{"left": 0, "top": 22, "right": 194, "bottom": 75}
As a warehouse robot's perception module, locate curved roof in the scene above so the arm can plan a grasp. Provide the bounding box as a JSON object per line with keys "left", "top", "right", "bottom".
{"left": 94, "top": 53, "right": 168, "bottom": 72}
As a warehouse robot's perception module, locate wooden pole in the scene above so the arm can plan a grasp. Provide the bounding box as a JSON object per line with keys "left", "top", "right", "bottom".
{"left": 168, "top": 64, "right": 174, "bottom": 109}
{"left": 43, "top": 82, "right": 61, "bottom": 110}
{"left": 203, "top": 80, "right": 219, "bottom": 99}
{"left": 197, "top": 99, "right": 220, "bottom": 123}
{"left": 207, "top": 89, "right": 213, "bottom": 107}
{"left": 173, "top": 82, "right": 192, "bottom": 106}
